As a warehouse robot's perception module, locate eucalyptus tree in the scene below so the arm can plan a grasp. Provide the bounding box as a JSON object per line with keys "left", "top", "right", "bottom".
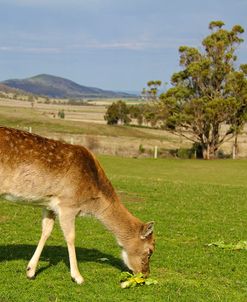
{"left": 141, "top": 81, "right": 162, "bottom": 101}
{"left": 159, "top": 21, "right": 247, "bottom": 159}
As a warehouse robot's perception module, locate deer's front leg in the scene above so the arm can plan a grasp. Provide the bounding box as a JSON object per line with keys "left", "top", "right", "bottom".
{"left": 59, "top": 207, "right": 84, "bottom": 285}
{"left": 27, "top": 209, "right": 55, "bottom": 279}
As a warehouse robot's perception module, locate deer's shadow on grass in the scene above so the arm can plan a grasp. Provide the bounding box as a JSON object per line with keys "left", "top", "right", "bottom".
{"left": 0, "top": 244, "right": 124, "bottom": 276}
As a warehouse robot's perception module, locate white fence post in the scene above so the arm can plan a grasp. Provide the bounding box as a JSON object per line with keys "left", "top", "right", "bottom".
{"left": 154, "top": 146, "right": 158, "bottom": 159}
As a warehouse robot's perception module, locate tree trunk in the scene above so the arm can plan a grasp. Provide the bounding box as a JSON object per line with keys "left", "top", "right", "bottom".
{"left": 202, "top": 144, "right": 216, "bottom": 160}
{"left": 232, "top": 134, "right": 238, "bottom": 159}
{"left": 202, "top": 145, "right": 209, "bottom": 160}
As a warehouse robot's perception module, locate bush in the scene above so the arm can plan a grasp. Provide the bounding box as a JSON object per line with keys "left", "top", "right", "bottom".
{"left": 138, "top": 144, "right": 145, "bottom": 154}
{"left": 191, "top": 143, "right": 203, "bottom": 159}
{"left": 176, "top": 148, "right": 194, "bottom": 159}
{"left": 58, "top": 110, "right": 65, "bottom": 119}
{"left": 217, "top": 149, "right": 231, "bottom": 159}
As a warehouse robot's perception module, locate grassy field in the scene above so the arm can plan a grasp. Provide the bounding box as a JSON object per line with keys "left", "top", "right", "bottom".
{"left": 1, "top": 98, "right": 247, "bottom": 158}
{"left": 1, "top": 157, "right": 247, "bottom": 301}
{"left": 0, "top": 104, "right": 172, "bottom": 140}
{"left": 0, "top": 103, "right": 185, "bottom": 157}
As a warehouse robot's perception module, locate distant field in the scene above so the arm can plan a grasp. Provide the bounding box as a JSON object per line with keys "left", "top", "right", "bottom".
{"left": 0, "top": 98, "right": 107, "bottom": 123}
{"left": 1, "top": 158, "right": 247, "bottom": 301}
{"left": 0, "top": 98, "right": 139, "bottom": 124}
{"left": 0, "top": 97, "right": 247, "bottom": 158}
{"left": 0, "top": 99, "right": 187, "bottom": 157}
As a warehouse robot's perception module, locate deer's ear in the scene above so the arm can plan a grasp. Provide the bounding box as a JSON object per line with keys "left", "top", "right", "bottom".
{"left": 140, "top": 221, "right": 154, "bottom": 239}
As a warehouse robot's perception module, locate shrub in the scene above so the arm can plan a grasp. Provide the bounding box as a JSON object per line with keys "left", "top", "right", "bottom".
{"left": 176, "top": 148, "right": 196, "bottom": 159}
{"left": 138, "top": 144, "right": 145, "bottom": 154}
{"left": 58, "top": 110, "right": 65, "bottom": 119}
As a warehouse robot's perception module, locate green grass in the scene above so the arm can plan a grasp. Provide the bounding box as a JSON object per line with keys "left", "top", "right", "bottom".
{"left": 1, "top": 158, "right": 247, "bottom": 301}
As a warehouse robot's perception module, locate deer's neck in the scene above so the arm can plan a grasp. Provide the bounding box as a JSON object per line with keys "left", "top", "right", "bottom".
{"left": 95, "top": 197, "right": 142, "bottom": 247}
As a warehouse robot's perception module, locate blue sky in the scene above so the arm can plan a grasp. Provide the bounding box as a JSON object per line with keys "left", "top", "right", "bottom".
{"left": 0, "top": 0, "right": 246, "bottom": 92}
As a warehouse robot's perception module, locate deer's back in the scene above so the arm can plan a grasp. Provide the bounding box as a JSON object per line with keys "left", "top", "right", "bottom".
{"left": 0, "top": 127, "right": 114, "bottom": 207}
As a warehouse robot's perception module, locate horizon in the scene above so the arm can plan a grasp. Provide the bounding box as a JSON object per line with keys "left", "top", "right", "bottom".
{"left": 0, "top": 0, "right": 246, "bottom": 91}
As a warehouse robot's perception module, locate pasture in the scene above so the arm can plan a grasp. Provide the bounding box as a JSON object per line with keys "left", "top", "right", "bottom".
{"left": 0, "top": 157, "right": 247, "bottom": 301}
{"left": 0, "top": 98, "right": 247, "bottom": 157}
{"left": 0, "top": 100, "right": 188, "bottom": 157}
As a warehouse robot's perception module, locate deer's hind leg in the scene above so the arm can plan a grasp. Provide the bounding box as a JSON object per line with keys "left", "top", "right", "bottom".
{"left": 27, "top": 209, "right": 55, "bottom": 279}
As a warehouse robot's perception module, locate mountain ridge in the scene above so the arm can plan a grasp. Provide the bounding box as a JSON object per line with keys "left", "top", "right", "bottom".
{"left": 2, "top": 74, "right": 136, "bottom": 99}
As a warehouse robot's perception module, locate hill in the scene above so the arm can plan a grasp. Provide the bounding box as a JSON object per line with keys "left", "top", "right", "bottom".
{"left": 2, "top": 74, "right": 136, "bottom": 99}
{"left": 0, "top": 83, "right": 25, "bottom": 94}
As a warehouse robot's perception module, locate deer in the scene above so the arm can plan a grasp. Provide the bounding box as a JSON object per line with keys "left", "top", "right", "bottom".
{"left": 0, "top": 126, "right": 155, "bottom": 284}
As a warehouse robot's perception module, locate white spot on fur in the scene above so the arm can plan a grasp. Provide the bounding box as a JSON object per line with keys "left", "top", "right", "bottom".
{"left": 122, "top": 250, "right": 133, "bottom": 271}
{"left": 47, "top": 197, "right": 60, "bottom": 214}
{"left": 117, "top": 239, "right": 123, "bottom": 248}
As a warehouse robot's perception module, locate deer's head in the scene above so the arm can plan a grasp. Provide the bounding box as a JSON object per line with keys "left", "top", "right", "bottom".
{"left": 121, "top": 221, "right": 155, "bottom": 276}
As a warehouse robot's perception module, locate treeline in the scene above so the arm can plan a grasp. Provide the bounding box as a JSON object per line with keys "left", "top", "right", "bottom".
{"left": 104, "top": 100, "right": 159, "bottom": 127}
{"left": 105, "top": 21, "right": 247, "bottom": 159}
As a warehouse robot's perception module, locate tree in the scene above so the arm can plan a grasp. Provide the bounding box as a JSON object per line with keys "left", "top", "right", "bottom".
{"left": 104, "top": 100, "right": 131, "bottom": 125}
{"left": 129, "top": 102, "right": 162, "bottom": 127}
{"left": 158, "top": 21, "right": 247, "bottom": 159}
{"left": 147, "top": 80, "right": 162, "bottom": 101}
{"left": 141, "top": 81, "right": 162, "bottom": 101}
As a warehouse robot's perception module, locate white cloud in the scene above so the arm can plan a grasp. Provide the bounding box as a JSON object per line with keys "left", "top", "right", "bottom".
{"left": 72, "top": 36, "right": 199, "bottom": 51}
{"left": 0, "top": 35, "right": 199, "bottom": 55}
{"left": 83, "top": 40, "right": 153, "bottom": 51}
{"left": 0, "top": 46, "right": 61, "bottom": 54}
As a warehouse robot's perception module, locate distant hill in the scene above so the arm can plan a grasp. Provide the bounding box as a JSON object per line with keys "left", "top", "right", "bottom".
{"left": 2, "top": 74, "right": 136, "bottom": 99}
{"left": 0, "top": 83, "right": 25, "bottom": 94}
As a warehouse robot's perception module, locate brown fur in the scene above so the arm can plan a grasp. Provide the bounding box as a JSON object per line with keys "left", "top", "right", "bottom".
{"left": 0, "top": 126, "right": 155, "bottom": 284}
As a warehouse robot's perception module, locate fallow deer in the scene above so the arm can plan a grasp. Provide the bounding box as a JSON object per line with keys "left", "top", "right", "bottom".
{"left": 0, "top": 126, "right": 155, "bottom": 284}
